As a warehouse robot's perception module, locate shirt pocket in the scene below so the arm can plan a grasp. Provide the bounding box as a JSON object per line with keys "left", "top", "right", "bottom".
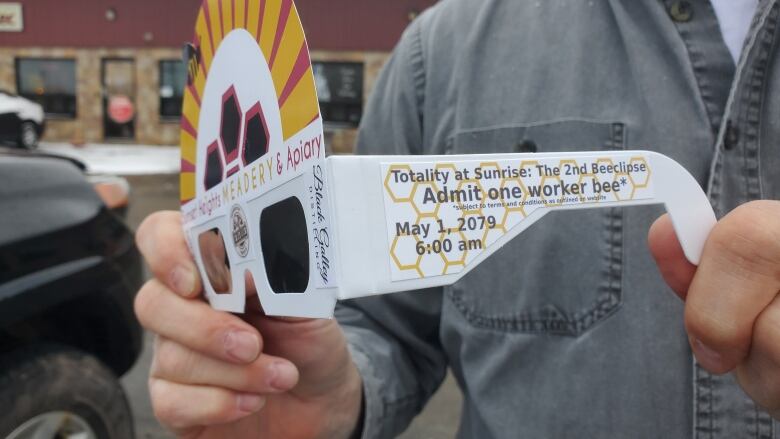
{"left": 445, "top": 120, "right": 626, "bottom": 336}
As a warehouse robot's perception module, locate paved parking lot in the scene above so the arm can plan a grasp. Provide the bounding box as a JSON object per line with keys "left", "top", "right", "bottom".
{"left": 121, "top": 173, "right": 462, "bottom": 438}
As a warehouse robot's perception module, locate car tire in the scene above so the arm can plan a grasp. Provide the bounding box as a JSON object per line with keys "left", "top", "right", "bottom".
{"left": 0, "top": 345, "right": 134, "bottom": 439}
{"left": 18, "top": 121, "right": 39, "bottom": 149}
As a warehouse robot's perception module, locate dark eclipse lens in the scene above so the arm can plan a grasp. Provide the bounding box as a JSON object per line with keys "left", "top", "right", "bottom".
{"left": 260, "top": 197, "right": 310, "bottom": 294}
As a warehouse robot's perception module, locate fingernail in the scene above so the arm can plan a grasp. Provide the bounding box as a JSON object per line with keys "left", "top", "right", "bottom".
{"left": 692, "top": 338, "right": 724, "bottom": 370}
{"left": 237, "top": 394, "right": 265, "bottom": 413}
{"left": 170, "top": 264, "right": 197, "bottom": 296}
{"left": 268, "top": 361, "right": 299, "bottom": 391}
{"left": 224, "top": 331, "right": 260, "bottom": 363}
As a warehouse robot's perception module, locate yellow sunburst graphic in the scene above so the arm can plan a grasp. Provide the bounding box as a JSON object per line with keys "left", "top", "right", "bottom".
{"left": 180, "top": 0, "right": 320, "bottom": 203}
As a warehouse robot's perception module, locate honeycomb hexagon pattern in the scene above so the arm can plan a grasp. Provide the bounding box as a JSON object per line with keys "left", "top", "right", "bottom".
{"left": 204, "top": 86, "right": 271, "bottom": 191}
{"left": 383, "top": 156, "right": 652, "bottom": 279}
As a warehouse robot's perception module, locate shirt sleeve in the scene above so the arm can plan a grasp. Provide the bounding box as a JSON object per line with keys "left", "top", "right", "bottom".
{"left": 336, "top": 289, "right": 447, "bottom": 439}
{"left": 335, "top": 14, "right": 448, "bottom": 439}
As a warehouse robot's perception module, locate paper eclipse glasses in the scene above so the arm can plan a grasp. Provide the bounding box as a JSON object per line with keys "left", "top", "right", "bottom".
{"left": 180, "top": 0, "right": 717, "bottom": 318}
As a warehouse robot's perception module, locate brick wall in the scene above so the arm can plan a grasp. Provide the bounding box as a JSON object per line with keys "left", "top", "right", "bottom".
{"left": 0, "top": 47, "right": 182, "bottom": 145}
{"left": 1, "top": 47, "right": 389, "bottom": 152}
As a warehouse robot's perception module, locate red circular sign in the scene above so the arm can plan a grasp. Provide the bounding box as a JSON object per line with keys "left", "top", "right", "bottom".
{"left": 108, "top": 95, "right": 135, "bottom": 124}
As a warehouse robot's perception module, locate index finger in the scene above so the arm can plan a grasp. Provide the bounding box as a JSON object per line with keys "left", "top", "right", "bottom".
{"left": 648, "top": 214, "right": 697, "bottom": 299}
{"left": 136, "top": 279, "right": 262, "bottom": 364}
{"left": 136, "top": 210, "right": 202, "bottom": 298}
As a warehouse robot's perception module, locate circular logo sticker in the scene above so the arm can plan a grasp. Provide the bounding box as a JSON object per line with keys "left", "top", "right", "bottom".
{"left": 230, "top": 204, "right": 250, "bottom": 257}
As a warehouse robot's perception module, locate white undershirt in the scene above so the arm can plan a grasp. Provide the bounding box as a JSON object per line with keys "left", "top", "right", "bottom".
{"left": 710, "top": 0, "right": 759, "bottom": 64}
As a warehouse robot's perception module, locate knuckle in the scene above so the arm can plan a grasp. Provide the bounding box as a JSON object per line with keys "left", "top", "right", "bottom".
{"left": 155, "top": 339, "right": 195, "bottom": 381}
{"left": 135, "top": 213, "right": 155, "bottom": 242}
{"left": 756, "top": 306, "right": 780, "bottom": 341}
{"left": 149, "top": 381, "right": 235, "bottom": 429}
{"left": 149, "top": 380, "right": 184, "bottom": 426}
{"left": 754, "top": 304, "right": 780, "bottom": 365}
{"left": 134, "top": 280, "right": 162, "bottom": 327}
{"left": 203, "top": 313, "right": 238, "bottom": 346}
{"left": 201, "top": 316, "right": 263, "bottom": 361}
{"left": 151, "top": 399, "right": 174, "bottom": 425}
{"left": 155, "top": 235, "right": 184, "bottom": 265}
{"left": 711, "top": 203, "right": 780, "bottom": 280}
{"left": 154, "top": 401, "right": 186, "bottom": 429}
{"left": 136, "top": 211, "right": 185, "bottom": 264}
{"left": 202, "top": 319, "right": 232, "bottom": 351}
{"left": 685, "top": 303, "right": 745, "bottom": 350}
{"left": 136, "top": 212, "right": 165, "bottom": 253}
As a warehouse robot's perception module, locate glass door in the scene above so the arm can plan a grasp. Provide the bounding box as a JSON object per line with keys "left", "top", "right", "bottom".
{"left": 102, "top": 58, "right": 136, "bottom": 141}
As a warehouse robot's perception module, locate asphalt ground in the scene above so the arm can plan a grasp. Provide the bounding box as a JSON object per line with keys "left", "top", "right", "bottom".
{"left": 121, "top": 173, "right": 462, "bottom": 438}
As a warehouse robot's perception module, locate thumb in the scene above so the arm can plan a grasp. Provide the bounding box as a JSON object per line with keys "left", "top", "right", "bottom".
{"left": 648, "top": 214, "right": 697, "bottom": 300}
{"left": 243, "top": 275, "right": 356, "bottom": 398}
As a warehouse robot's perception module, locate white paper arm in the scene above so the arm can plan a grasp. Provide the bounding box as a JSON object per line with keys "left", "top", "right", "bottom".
{"left": 327, "top": 150, "right": 716, "bottom": 300}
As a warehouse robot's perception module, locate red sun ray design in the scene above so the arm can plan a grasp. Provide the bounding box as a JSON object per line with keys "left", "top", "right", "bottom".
{"left": 180, "top": 0, "right": 322, "bottom": 203}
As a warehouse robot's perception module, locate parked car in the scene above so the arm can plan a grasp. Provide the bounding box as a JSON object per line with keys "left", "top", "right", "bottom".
{"left": 0, "top": 90, "right": 45, "bottom": 149}
{"left": 0, "top": 148, "right": 142, "bottom": 438}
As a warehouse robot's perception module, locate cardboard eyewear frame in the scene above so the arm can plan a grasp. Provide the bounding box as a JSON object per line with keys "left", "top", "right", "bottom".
{"left": 187, "top": 150, "right": 716, "bottom": 318}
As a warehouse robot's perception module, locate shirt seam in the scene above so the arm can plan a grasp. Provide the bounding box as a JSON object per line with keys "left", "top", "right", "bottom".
{"left": 706, "top": 0, "right": 774, "bottom": 203}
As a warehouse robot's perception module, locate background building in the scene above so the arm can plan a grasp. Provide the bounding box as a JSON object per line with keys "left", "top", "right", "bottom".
{"left": 0, "top": 0, "right": 436, "bottom": 153}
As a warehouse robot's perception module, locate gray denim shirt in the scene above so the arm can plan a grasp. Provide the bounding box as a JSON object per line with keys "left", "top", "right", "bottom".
{"left": 334, "top": 0, "right": 780, "bottom": 437}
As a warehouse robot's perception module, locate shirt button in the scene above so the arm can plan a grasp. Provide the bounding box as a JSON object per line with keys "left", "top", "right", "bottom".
{"left": 723, "top": 120, "right": 739, "bottom": 150}
{"left": 515, "top": 140, "right": 537, "bottom": 153}
{"left": 669, "top": 1, "right": 693, "bottom": 23}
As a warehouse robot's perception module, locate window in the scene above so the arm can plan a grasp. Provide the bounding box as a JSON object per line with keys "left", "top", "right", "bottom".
{"left": 312, "top": 61, "right": 363, "bottom": 127}
{"left": 16, "top": 58, "right": 77, "bottom": 118}
{"left": 159, "top": 60, "right": 186, "bottom": 119}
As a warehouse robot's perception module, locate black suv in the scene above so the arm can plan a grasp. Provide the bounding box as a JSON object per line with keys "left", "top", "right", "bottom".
{"left": 0, "top": 148, "right": 142, "bottom": 438}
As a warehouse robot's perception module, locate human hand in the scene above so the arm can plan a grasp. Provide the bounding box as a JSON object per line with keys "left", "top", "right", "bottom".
{"left": 134, "top": 211, "right": 363, "bottom": 438}
{"left": 197, "top": 229, "right": 231, "bottom": 293}
{"left": 649, "top": 200, "right": 780, "bottom": 417}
